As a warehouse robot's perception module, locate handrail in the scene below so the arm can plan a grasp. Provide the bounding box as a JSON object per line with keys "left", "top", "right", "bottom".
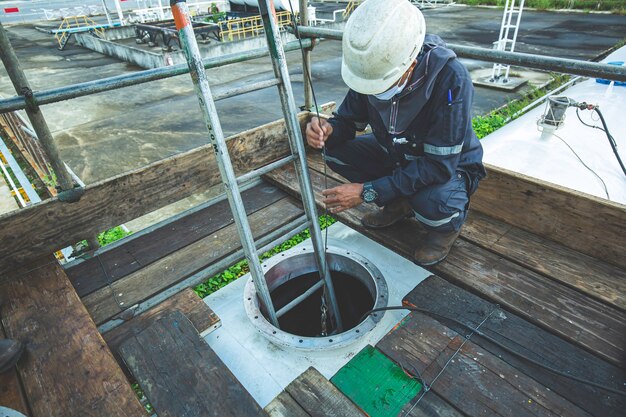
{"left": 0, "top": 38, "right": 314, "bottom": 114}
{"left": 292, "top": 25, "right": 626, "bottom": 83}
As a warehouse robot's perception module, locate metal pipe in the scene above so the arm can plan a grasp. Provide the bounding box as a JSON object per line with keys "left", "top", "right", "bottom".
{"left": 0, "top": 22, "right": 76, "bottom": 193}
{"left": 236, "top": 154, "right": 296, "bottom": 186}
{"left": 276, "top": 280, "right": 324, "bottom": 318}
{"left": 258, "top": 0, "right": 343, "bottom": 331}
{"left": 171, "top": 0, "right": 280, "bottom": 327}
{"left": 0, "top": 39, "right": 314, "bottom": 114}
{"left": 299, "top": 0, "right": 314, "bottom": 110}
{"left": 98, "top": 214, "right": 310, "bottom": 334}
{"left": 293, "top": 26, "right": 626, "bottom": 83}
{"left": 214, "top": 78, "right": 281, "bottom": 102}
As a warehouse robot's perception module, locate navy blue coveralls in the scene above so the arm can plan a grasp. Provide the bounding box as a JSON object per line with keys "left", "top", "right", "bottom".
{"left": 325, "top": 35, "right": 486, "bottom": 232}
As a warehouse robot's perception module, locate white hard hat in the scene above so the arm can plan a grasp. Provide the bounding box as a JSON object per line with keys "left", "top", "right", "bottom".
{"left": 341, "top": 0, "right": 426, "bottom": 95}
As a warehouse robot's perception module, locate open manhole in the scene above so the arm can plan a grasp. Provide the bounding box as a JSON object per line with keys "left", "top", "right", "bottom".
{"left": 243, "top": 246, "right": 388, "bottom": 350}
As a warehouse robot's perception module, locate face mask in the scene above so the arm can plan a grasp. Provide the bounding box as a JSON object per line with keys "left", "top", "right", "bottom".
{"left": 374, "top": 78, "right": 409, "bottom": 101}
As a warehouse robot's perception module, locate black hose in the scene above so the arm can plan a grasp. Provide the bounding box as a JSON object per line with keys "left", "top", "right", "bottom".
{"left": 361, "top": 306, "right": 626, "bottom": 397}
{"left": 593, "top": 108, "right": 626, "bottom": 177}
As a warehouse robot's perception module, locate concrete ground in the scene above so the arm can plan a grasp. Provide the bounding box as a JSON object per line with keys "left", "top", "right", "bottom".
{"left": 0, "top": 6, "right": 625, "bottom": 229}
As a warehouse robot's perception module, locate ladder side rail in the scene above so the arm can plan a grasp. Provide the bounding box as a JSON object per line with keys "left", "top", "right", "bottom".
{"left": 504, "top": 0, "right": 525, "bottom": 79}
{"left": 491, "top": 0, "right": 511, "bottom": 79}
{"left": 257, "top": 0, "right": 344, "bottom": 331}
{"left": 170, "top": 0, "right": 280, "bottom": 327}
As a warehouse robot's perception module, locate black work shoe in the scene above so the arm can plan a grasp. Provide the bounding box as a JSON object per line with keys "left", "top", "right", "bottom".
{"left": 361, "top": 198, "right": 413, "bottom": 229}
{"left": 413, "top": 228, "right": 461, "bottom": 266}
{"left": 0, "top": 339, "right": 25, "bottom": 374}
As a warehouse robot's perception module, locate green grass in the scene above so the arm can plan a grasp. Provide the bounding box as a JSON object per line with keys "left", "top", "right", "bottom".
{"left": 457, "top": 0, "right": 625, "bottom": 12}
{"left": 193, "top": 214, "right": 336, "bottom": 298}
{"left": 98, "top": 226, "right": 133, "bottom": 247}
{"left": 472, "top": 73, "right": 570, "bottom": 139}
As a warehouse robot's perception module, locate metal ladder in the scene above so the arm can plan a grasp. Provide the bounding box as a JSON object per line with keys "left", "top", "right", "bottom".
{"left": 170, "top": 0, "right": 343, "bottom": 331}
{"left": 489, "top": 0, "right": 525, "bottom": 83}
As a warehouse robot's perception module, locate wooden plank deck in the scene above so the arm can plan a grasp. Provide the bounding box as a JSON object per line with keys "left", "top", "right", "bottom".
{"left": 264, "top": 150, "right": 626, "bottom": 416}
{"left": 0, "top": 260, "right": 147, "bottom": 417}
{"left": 73, "top": 188, "right": 304, "bottom": 325}
{"left": 120, "top": 310, "right": 264, "bottom": 417}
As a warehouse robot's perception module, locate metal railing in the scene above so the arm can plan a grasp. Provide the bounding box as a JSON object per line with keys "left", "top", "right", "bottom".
{"left": 218, "top": 11, "right": 293, "bottom": 41}
{"left": 55, "top": 15, "right": 106, "bottom": 49}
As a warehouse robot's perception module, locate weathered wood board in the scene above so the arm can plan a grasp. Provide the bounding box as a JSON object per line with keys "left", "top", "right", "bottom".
{"left": 378, "top": 312, "right": 594, "bottom": 417}
{"left": 461, "top": 211, "right": 626, "bottom": 311}
{"left": 103, "top": 288, "right": 220, "bottom": 366}
{"left": 399, "top": 275, "right": 625, "bottom": 417}
{"left": 83, "top": 196, "right": 303, "bottom": 325}
{"left": 471, "top": 164, "right": 626, "bottom": 270}
{"left": 120, "top": 310, "right": 264, "bottom": 417}
{"left": 66, "top": 183, "right": 286, "bottom": 297}
{"left": 265, "top": 367, "right": 364, "bottom": 417}
{"left": 0, "top": 114, "right": 302, "bottom": 277}
{"left": 0, "top": 260, "right": 147, "bottom": 417}
{"left": 265, "top": 163, "right": 626, "bottom": 366}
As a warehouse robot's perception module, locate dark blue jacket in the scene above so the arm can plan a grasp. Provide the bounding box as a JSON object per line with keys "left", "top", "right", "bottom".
{"left": 327, "top": 35, "right": 486, "bottom": 205}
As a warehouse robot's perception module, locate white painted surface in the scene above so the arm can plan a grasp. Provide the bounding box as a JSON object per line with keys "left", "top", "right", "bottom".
{"left": 481, "top": 46, "right": 626, "bottom": 205}
{"left": 203, "top": 222, "right": 430, "bottom": 408}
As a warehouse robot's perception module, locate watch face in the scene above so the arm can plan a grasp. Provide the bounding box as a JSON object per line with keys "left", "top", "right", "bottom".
{"left": 363, "top": 188, "right": 377, "bottom": 203}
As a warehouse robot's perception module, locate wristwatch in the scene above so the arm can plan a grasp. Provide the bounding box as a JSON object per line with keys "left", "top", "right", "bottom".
{"left": 361, "top": 183, "right": 378, "bottom": 204}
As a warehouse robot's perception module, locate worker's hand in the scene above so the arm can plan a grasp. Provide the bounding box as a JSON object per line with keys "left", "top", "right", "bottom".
{"left": 306, "top": 117, "right": 333, "bottom": 149}
{"left": 322, "top": 183, "right": 364, "bottom": 214}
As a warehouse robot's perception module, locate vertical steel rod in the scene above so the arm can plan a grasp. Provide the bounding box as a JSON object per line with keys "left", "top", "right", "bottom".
{"left": 299, "top": 0, "right": 314, "bottom": 110}
{"left": 0, "top": 22, "right": 75, "bottom": 192}
{"left": 170, "top": 0, "right": 280, "bottom": 327}
{"left": 258, "top": 0, "right": 343, "bottom": 331}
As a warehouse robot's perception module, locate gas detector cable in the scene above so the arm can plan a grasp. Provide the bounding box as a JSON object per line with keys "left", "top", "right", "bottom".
{"left": 286, "top": 0, "right": 332, "bottom": 334}
{"left": 360, "top": 306, "right": 626, "bottom": 397}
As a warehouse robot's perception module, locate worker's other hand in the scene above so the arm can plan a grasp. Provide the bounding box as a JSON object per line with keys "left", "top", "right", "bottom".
{"left": 306, "top": 117, "right": 333, "bottom": 149}
{"left": 322, "top": 183, "right": 364, "bottom": 214}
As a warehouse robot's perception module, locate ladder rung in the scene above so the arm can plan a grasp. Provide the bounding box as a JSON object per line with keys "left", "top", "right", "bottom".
{"left": 213, "top": 78, "right": 281, "bottom": 102}
{"left": 276, "top": 280, "right": 325, "bottom": 318}
{"left": 236, "top": 154, "right": 296, "bottom": 186}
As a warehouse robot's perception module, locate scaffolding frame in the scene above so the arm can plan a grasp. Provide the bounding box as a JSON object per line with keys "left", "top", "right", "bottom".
{"left": 0, "top": 4, "right": 625, "bottom": 331}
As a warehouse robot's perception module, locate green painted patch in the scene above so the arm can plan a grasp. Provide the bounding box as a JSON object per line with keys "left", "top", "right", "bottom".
{"left": 331, "top": 345, "right": 422, "bottom": 417}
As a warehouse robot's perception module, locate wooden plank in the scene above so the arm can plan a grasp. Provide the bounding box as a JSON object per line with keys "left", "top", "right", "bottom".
{"left": 119, "top": 310, "right": 264, "bottom": 417}
{"left": 265, "top": 391, "right": 310, "bottom": 417}
{"left": 66, "top": 182, "right": 286, "bottom": 297}
{"left": 402, "top": 275, "right": 625, "bottom": 417}
{"left": 265, "top": 164, "right": 626, "bottom": 366}
{"left": 0, "top": 114, "right": 301, "bottom": 277}
{"left": 463, "top": 211, "right": 626, "bottom": 311}
{"left": 377, "top": 312, "right": 594, "bottom": 417}
{"left": 0, "top": 325, "right": 29, "bottom": 416}
{"left": 103, "top": 288, "right": 220, "bottom": 365}
{"left": 472, "top": 164, "right": 626, "bottom": 270}
{"left": 403, "top": 392, "right": 466, "bottom": 417}
{"left": 83, "top": 196, "right": 304, "bottom": 325}
{"left": 0, "top": 260, "right": 147, "bottom": 417}
{"left": 436, "top": 239, "right": 626, "bottom": 366}
{"left": 285, "top": 367, "right": 364, "bottom": 417}
{"left": 308, "top": 154, "right": 626, "bottom": 311}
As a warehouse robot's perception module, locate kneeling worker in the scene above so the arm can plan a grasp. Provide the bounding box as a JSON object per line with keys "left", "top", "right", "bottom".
{"left": 306, "top": 0, "right": 486, "bottom": 266}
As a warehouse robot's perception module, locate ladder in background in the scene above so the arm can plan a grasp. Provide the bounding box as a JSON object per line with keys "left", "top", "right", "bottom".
{"left": 170, "top": 0, "right": 343, "bottom": 331}
{"left": 490, "top": 0, "right": 525, "bottom": 83}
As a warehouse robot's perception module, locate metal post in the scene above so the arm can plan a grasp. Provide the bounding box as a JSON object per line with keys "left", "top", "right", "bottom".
{"left": 113, "top": 0, "right": 125, "bottom": 25}
{"left": 299, "top": 0, "right": 314, "bottom": 110}
{"left": 170, "top": 0, "right": 280, "bottom": 327}
{"left": 0, "top": 22, "right": 78, "bottom": 198}
{"left": 101, "top": 0, "right": 113, "bottom": 26}
{"left": 258, "top": 0, "right": 343, "bottom": 331}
